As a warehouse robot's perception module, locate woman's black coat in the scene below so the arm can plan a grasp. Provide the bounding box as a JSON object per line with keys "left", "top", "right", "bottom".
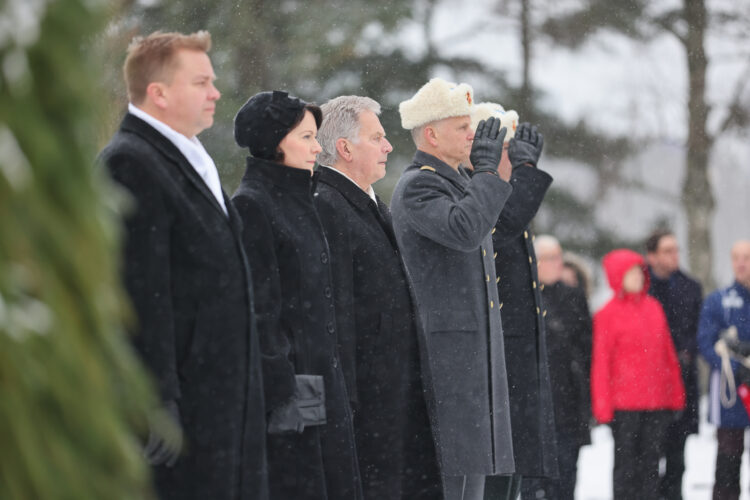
{"left": 541, "top": 281, "right": 592, "bottom": 446}
{"left": 314, "top": 166, "right": 442, "bottom": 499}
{"left": 232, "top": 158, "right": 362, "bottom": 500}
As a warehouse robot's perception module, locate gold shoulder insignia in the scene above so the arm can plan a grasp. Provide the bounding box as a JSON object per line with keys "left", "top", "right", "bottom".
{"left": 419, "top": 166, "right": 436, "bottom": 172}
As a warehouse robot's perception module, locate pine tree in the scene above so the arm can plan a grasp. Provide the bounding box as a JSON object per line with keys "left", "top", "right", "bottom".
{"left": 0, "top": 0, "right": 155, "bottom": 498}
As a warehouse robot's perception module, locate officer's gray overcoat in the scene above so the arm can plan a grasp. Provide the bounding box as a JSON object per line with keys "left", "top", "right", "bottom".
{"left": 390, "top": 150, "right": 515, "bottom": 477}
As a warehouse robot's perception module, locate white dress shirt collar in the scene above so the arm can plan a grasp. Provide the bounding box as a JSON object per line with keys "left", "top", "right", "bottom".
{"left": 128, "top": 103, "right": 227, "bottom": 215}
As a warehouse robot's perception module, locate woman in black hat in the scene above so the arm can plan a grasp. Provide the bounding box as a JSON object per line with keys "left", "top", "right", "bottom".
{"left": 231, "top": 91, "right": 362, "bottom": 500}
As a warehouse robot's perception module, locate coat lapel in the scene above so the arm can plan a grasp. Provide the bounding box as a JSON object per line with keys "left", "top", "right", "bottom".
{"left": 318, "top": 167, "right": 400, "bottom": 249}
{"left": 121, "top": 113, "right": 227, "bottom": 218}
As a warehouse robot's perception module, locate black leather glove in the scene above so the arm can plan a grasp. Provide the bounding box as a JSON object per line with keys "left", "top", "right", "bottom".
{"left": 144, "top": 399, "right": 183, "bottom": 467}
{"left": 508, "top": 122, "right": 543, "bottom": 168}
{"left": 267, "top": 397, "right": 305, "bottom": 434}
{"left": 469, "top": 117, "right": 507, "bottom": 176}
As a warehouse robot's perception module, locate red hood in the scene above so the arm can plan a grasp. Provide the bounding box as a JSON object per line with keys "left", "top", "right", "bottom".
{"left": 602, "top": 248, "right": 650, "bottom": 297}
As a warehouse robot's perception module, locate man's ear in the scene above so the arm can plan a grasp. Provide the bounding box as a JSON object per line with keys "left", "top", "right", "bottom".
{"left": 145, "top": 82, "right": 168, "bottom": 110}
{"left": 424, "top": 125, "right": 439, "bottom": 147}
{"left": 335, "top": 137, "right": 352, "bottom": 162}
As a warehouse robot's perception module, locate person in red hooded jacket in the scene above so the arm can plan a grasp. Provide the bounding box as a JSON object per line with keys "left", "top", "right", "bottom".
{"left": 592, "top": 248, "right": 686, "bottom": 500}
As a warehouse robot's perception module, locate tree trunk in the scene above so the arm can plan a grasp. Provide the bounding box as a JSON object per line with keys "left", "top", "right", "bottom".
{"left": 682, "top": 0, "right": 715, "bottom": 289}
{"left": 519, "top": 0, "right": 533, "bottom": 115}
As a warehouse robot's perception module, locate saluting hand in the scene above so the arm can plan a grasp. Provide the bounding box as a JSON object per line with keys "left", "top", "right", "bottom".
{"left": 470, "top": 117, "right": 507, "bottom": 176}
{"left": 508, "top": 122, "right": 544, "bottom": 168}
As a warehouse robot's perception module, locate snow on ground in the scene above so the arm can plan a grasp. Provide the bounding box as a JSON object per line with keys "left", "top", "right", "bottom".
{"left": 576, "top": 397, "right": 750, "bottom": 499}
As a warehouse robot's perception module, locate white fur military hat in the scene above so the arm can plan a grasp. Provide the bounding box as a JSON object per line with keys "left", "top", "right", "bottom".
{"left": 399, "top": 78, "right": 474, "bottom": 130}
{"left": 470, "top": 102, "right": 519, "bottom": 143}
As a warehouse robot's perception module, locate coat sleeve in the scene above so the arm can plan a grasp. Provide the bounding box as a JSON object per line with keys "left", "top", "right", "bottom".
{"left": 314, "top": 194, "right": 359, "bottom": 405}
{"left": 105, "top": 150, "right": 180, "bottom": 403}
{"left": 233, "top": 193, "right": 296, "bottom": 412}
{"left": 492, "top": 166, "right": 553, "bottom": 246}
{"left": 591, "top": 310, "right": 614, "bottom": 424}
{"left": 398, "top": 171, "right": 512, "bottom": 252}
{"left": 697, "top": 292, "right": 724, "bottom": 370}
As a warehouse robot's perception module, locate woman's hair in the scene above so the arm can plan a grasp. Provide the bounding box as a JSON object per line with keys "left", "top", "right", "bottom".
{"left": 274, "top": 104, "right": 322, "bottom": 163}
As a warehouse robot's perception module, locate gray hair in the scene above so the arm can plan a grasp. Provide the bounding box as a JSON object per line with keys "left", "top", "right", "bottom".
{"left": 534, "top": 234, "right": 562, "bottom": 256}
{"left": 317, "top": 95, "right": 381, "bottom": 166}
{"left": 318, "top": 95, "right": 380, "bottom": 166}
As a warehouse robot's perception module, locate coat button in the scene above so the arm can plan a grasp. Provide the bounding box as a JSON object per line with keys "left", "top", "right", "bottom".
{"left": 490, "top": 300, "right": 494, "bottom": 309}
{"left": 321, "top": 252, "right": 328, "bottom": 264}
{"left": 533, "top": 281, "right": 537, "bottom": 289}
{"left": 528, "top": 256, "right": 533, "bottom": 264}
{"left": 500, "top": 302, "right": 504, "bottom": 310}
{"left": 536, "top": 307, "right": 540, "bottom": 314}
{"left": 524, "top": 230, "right": 528, "bottom": 239}
{"left": 332, "top": 357, "right": 338, "bottom": 368}
{"left": 483, "top": 249, "right": 487, "bottom": 257}
{"left": 540, "top": 284, "right": 545, "bottom": 291}
{"left": 327, "top": 321, "right": 335, "bottom": 334}
{"left": 543, "top": 310, "right": 548, "bottom": 317}
{"left": 492, "top": 228, "right": 496, "bottom": 234}
{"left": 486, "top": 275, "right": 490, "bottom": 282}
{"left": 324, "top": 286, "right": 332, "bottom": 298}
{"left": 494, "top": 252, "right": 497, "bottom": 259}
{"left": 496, "top": 277, "right": 500, "bottom": 284}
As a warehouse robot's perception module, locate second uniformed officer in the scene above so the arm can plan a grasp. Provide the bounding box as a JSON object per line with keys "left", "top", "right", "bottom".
{"left": 390, "top": 78, "right": 515, "bottom": 500}
{"left": 467, "top": 104, "right": 557, "bottom": 500}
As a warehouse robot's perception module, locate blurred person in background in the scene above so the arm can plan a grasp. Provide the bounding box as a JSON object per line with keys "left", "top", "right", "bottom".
{"left": 465, "top": 103, "right": 558, "bottom": 500}
{"left": 390, "top": 78, "right": 514, "bottom": 500}
{"left": 313, "top": 95, "right": 442, "bottom": 499}
{"left": 645, "top": 229, "right": 703, "bottom": 500}
{"left": 592, "top": 249, "right": 685, "bottom": 500}
{"left": 562, "top": 252, "right": 593, "bottom": 300}
{"left": 697, "top": 240, "right": 750, "bottom": 500}
{"left": 533, "top": 235, "right": 592, "bottom": 500}
{"left": 99, "top": 31, "right": 267, "bottom": 500}
{"left": 232, "top": 90, "right": 362, "bottom": 499}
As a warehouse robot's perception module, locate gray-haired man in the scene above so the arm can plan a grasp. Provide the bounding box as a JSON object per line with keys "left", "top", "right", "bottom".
{"left": 314, "top": 95, "right": 443, "bottom": 499}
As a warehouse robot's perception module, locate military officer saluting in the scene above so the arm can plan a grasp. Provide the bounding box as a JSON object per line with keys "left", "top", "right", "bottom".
{"left": 389, "top": 78, "right": 515, "bottom": 500}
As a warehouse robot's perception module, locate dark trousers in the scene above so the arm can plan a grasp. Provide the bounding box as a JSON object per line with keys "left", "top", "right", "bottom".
{"left": 659, "top": 422, "right": 688, "bottom": 500}
{"left": 713, "top": 427, "right": 746, "bottom": 500}
{"left": 610, "top": 410, "right": 671, "bottom": 500}
{"left": 519, "top": 433, "right": 580, "bottom": 500}
{"left": 483, "top": 474, "right": 522, "bottom": 500}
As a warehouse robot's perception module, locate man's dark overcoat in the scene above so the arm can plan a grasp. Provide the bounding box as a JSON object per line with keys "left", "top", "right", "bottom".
{"left": 491, "top": 165, "right": 558, "bottom": 478}
{"left": 314, "top": 166, "right": 442, "bottom": 499}
{"left": 390, "top": 150, "right": 515, "bottom": 477}
{"left": 232, "top": 158, "right": 362, "bottom": 500}
{"left": 100, "top": 113, "right": 268, "bottom": 500}
{"left": 648, "top": 268, "right": 703, "bottom": 436}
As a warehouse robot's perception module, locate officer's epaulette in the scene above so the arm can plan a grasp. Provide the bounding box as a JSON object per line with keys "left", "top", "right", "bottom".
{"left": 419, "top": 165, "right": 436, "bottom": 172}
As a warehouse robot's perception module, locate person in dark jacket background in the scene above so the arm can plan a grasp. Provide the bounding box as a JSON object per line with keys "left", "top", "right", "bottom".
{"left": 100, "top": 31, "right": 267, "bottom": 500}
{"left": 466, "top": 103, "right": 558, "bottom": 500}
{"left": 534, "top": 235, "right": 592, "bottom": 500}
{"left": 645, "top": 229, "right": 703, "bottom": 500}
{"left": 592, "top": 249, "right": 685, "bottom": 500}
{"left": 390, "top": 78, "right": 515, "bottom": 500}
{"left": 231, "top": 91, "right": 362, "bottom": 500}
{"left": 314, "top": 95, "right": 442, "bottom": 499}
